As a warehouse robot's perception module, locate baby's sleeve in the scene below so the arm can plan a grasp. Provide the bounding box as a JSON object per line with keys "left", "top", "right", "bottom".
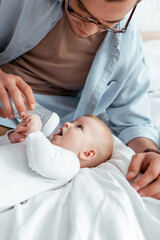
{"left": 0, "top": 130, "right": 13, "bottom": 146}
{"left": 26, "top": 132, "right": 80, "bottom": 180}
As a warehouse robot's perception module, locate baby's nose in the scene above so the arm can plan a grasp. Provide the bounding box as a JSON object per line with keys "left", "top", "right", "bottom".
{"left": 64, "top": 122, "right": 71, "bottom": 128}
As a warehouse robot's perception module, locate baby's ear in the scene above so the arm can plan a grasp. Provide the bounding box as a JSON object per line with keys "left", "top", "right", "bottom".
{"left": 79, "top": 149, "right": 97, "bottom": 160}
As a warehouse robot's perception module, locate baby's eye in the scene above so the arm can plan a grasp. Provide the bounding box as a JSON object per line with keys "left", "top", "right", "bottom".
{"left": 77, "top": 125, "right": 82, "bottom": 130}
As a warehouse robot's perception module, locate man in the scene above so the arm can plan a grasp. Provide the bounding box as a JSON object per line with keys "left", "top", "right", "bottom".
{"left": 0, "top": 0, "right": 160, "bottom": 198}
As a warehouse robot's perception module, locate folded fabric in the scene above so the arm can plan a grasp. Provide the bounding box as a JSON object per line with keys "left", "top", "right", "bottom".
{"left": 0, "top": 136, "right": 160, "bottom": 240}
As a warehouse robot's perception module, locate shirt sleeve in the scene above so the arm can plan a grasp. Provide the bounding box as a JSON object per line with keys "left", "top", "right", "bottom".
{"left": 0, "top": 130, "right": 14, "bottom": 146}
{"left": 106, "top": 29, "right": 159, "bottom": 145}
{"left": 26, "top": 132, "right": 80, "bottom": 180}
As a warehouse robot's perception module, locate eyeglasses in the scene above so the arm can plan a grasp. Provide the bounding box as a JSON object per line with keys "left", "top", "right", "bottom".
{"left": 67, "top": 0, "right": 137, "bottom": 33}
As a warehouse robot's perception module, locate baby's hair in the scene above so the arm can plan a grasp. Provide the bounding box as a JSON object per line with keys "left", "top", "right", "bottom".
{"left": 85, "top": 114, "right": 113, "bottom": 167}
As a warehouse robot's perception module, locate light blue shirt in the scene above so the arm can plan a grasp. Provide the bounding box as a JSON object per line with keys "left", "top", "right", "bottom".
{"left": 0, "top": 0, "right": 159, "bottom": 146}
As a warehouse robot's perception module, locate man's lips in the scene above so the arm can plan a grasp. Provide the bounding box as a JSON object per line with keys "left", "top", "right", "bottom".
{"left": 77, "top": 24, "right": 87, "bottom": 35}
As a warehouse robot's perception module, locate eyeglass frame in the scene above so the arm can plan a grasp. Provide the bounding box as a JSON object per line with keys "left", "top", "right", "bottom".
{"left": 67, "top": 0, "right": 137, "bottom": 33}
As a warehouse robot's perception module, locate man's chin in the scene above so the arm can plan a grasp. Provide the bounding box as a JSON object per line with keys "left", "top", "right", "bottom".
{"left": 69, "top": 21, "right": 90, "bottom": 39}
{"left": 74, "top": 33, "right": 89, "bottom": 39}
{"left": 72, "top": 29, "right": 90, "bottom": 39}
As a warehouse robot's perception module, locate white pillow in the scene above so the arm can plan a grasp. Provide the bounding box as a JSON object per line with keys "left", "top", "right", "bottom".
{"left": 143, "top": 40, "right": 160, "bottom": 92}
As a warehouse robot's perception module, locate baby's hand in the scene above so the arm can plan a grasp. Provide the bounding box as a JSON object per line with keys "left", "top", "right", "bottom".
{"left": 8, "top": 114, "right": 42, "bottom": 143}
{"left": 8, "top": 120, "right": 27, "bottom": 143}
{"left": 23, "top": 114, "right": 42, "bottom": 135}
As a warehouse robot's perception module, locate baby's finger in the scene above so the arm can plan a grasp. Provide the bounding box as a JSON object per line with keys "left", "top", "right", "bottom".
{"left": 17, "top": 133, "right": 27, "bottom": 141}
{"left": 25, "top": 115, "right": 33, "bottom": 123}
{"left": 16, "top": 125, "right": 27, "bottom": 133}
{"left": 18, "top": 138, "right": 26, "bottom": 142}
{"left": 23, "top": 114, "right": 33, "bottom": 122}
{"left": 18, "top": 120, "right": 26, "bottom": 125}
{"left": 23, "top": 113, "right": 34, "bottom": 119}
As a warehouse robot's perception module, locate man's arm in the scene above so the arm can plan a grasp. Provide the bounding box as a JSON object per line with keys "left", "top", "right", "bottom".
{"left": 127, "top": 137, "right": 160, "bottom": 199}
{"left": 127, "top": 137, "right": 158, "bottom": 153}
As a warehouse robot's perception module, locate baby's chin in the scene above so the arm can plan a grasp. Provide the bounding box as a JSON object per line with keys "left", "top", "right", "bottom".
{"left": 51, "top": 139, "right": 63, "bottom": 149}
{"left": 51, "top": 139, "right": 58, "bottom": 145}
{"left": 51, "top": 138, "right": 58, "bottom": 145}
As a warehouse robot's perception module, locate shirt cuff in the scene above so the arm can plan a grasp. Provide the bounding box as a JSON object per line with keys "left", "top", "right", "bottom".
{"left": 118, "top": 125, "right": 160, "bottom": 147}
{"left": 0, "top": 130, "right": 14, "bottom": 145}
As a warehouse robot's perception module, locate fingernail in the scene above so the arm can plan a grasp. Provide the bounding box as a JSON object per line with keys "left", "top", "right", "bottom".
{"left": 139, "top": 192, "right": 146, "bottom": 197}
{"left": 127, "top": 171, "right": 135, "bottom": 177}
{"left": 30, "top": 104, "right": 35, "bottom": 110}
{"left": 134, "top": 186, "right": 140, "bottom": 191}
{"left": 20, "top": 111, "right": 26, "bottom": 117}
{"left": 9, "top": 114, "right": 14, "bottom": 119}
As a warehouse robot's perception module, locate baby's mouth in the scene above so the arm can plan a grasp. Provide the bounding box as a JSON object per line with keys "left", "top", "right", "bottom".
{"left": 57, "top": 128, "right": 63, "bottom": 136}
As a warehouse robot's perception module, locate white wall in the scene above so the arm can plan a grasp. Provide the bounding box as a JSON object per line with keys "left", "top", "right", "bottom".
{"left": 133, "top": 0, "right": 160, "bottom": 30}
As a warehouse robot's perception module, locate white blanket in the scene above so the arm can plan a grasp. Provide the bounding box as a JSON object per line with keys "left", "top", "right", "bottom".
{"left": 0, "top": 136, "right": 160, "bottom": 240}
{"left": 0, "top": 139, "right": 78, "bottom": 212}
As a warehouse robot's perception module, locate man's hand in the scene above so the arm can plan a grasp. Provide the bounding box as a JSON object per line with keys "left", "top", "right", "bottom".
{"left": 0, "top": 68, "right": 36, "bottom": 119}
{"left": 127, "top": 152, "right": 160, "bottom": 199}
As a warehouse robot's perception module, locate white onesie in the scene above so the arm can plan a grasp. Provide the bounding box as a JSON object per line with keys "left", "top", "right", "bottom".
{"left": 0, "top": 130, "right": 80, "bottom": 212}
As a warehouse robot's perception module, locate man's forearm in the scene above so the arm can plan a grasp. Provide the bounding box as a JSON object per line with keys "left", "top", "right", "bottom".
{"left": 127, "top": 137, "right": 158, "bottom": 153}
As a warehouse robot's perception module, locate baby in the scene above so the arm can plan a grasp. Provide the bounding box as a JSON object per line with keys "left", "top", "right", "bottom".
{"left": 0, "top": 113, "right": 113, "bottom": 211}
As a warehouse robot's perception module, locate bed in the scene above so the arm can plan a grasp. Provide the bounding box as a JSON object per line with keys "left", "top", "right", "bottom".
{"left": 0, "top": 34, "right": 160, "bottom": 240}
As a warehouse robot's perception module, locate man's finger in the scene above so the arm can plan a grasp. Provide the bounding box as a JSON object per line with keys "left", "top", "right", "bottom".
{"left": 132, "top": 166, "right": 160, "bottom": 192}
{"left": 17, "top": 80, "right": 36, "bottom": 111}
{"left": 9, "top": 85, "right": 27, "bottom": 118}
{"left": 151, "top": 192, "right": 160, "bottom": 200}
{"left": 127, "top": 154, "right": 144, "bottom": 179}
{"left": 0, "top": 106, "right": 7, "bottom": 118}
{"left": 0, "top": 89, "right": 14, "bottom": 119}
{"left": 138, "top": 177, "right": 160, "bottom": 198}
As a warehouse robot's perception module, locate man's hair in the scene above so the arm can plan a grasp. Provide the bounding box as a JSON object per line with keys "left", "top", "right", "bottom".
{"left": 86, "top": 115, "right": 113, "bottom": 167}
